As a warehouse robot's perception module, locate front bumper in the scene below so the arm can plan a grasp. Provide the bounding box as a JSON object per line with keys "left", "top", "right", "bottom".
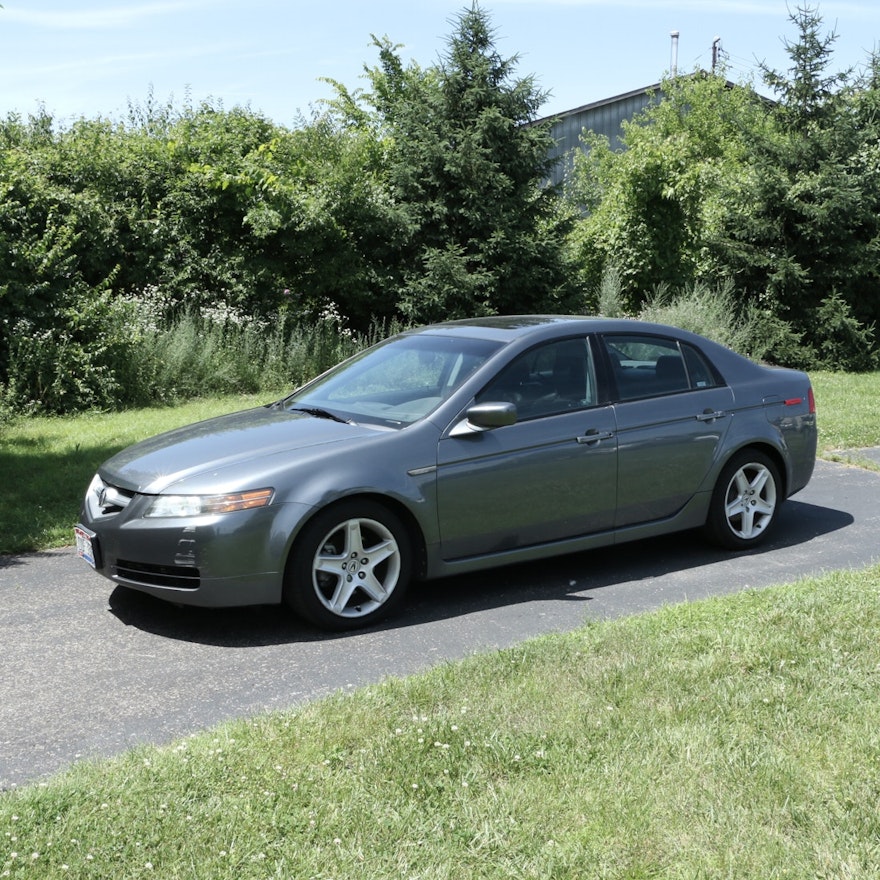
{"left": 77, "top": 486, "right": 315, "bottom": 607}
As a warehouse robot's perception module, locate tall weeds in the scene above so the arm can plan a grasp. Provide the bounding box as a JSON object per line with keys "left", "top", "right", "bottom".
{"left": 1, "top": 299, "right": 398, "bottom": 416}
{"left": 593, "top": 269, "right": 806, "bottom": 364}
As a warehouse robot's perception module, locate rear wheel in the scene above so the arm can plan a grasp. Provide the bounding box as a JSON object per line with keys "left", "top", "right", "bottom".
{"left": 284, "top": 500, "right": 412, "bottom": 630}
{"left": 704, "top": 450, "right": 781, "bottom": 550}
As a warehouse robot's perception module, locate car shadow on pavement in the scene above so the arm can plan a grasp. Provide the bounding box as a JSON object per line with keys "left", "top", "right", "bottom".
{"left": 107, "top": 496, "right": 853, "bottom": 647}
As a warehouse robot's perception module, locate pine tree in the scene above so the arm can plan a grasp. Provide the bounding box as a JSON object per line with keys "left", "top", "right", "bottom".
{"left": 364, "top": 4, "right": 574, "bottom": 322}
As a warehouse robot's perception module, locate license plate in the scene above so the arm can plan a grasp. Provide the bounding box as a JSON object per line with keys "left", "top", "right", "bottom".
{"left": 75, "top": 526, "right": 97, "bottom": 569}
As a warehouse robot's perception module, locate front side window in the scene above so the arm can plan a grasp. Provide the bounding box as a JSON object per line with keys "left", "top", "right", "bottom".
{"left": 476, "top": 337, "right": 597, "bottom": 419}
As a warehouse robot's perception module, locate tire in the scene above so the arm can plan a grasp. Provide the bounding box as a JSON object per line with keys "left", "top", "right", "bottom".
{"left": 704, "top": 450, "right": 782, "bottom": 550}
{"left": 284, "top": 500, "right": 412, "bottom": 630}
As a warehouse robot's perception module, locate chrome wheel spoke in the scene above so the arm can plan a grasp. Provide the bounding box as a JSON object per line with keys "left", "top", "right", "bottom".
{"left": 358, "top": 569, "right": 389, "bottom": 603}
{"left": 738, "top": 504, "right": 757, "bottom": 538}
{"left": 751, "top": 468, "right": 770, "bottom": 495}
{"left": 725, "top": 495, "right": 745, "bottom": 521}
{"left": 752, "top": 496, "right": 776, "bottom": 516}
{"left": 328, "top": 578, "right": 359, "bottom": 614}
{"left": 364, "top": 537, "right": 396, "bottom": 567}
{"left": 315, "top": 554, "right": 346, "bottom": 577}
{"left": 344, "top": 519, "right": 365, "bottom": 556}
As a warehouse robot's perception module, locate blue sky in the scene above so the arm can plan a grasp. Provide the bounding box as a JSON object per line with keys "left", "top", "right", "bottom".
{"left": 1, "top": 1, "right": 879, "bottom": 126}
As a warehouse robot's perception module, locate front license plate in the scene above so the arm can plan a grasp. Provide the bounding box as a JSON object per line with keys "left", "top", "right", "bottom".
{"left": 74, "top": 526, "right": 97, "bottom": 569}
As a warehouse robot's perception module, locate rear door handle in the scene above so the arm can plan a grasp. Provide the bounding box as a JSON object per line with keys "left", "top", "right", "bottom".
{"left": 577, "top": 429, "right": 615, "bottom": 445}
{"left": 696, "top": 409, "right": 726, "bottom": 422}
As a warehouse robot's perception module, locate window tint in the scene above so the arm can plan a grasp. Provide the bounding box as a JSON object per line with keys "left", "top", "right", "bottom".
{"left": 477, "top": 338, "right": 597, "bottom": 419}
{"left": 681, "top": 343, "right": 719, "bottom": 388}
{"left": 603, "top": 335, "right": 695, "bottom": 400}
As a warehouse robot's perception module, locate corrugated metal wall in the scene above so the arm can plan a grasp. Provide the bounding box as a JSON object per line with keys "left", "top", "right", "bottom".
{"left": 542, "top": 84, "right": 662, "bottom": 187}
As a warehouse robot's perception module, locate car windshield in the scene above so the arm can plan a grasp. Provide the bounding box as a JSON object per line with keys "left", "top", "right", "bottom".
{"left": 282, "top": 333, "right": 503, "bottom": 427}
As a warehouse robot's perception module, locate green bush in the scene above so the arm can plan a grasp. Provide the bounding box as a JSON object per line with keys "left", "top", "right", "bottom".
{"left": 1, "top": 290, "right": 152, "bottom": 414}
{"left": 809, "top": 291, "right": 877, "bottom": 372}
{"left": 638, "top": 280, "right": 811, "bottom": 364}
{"left": 148, "top": 304, "right": 389, "bottom": 403}
{"left": 1, "top": 291, "right": 399, "bottom": 415}
{"left": 582, "top": 244, "right": 878, "bottom": 372}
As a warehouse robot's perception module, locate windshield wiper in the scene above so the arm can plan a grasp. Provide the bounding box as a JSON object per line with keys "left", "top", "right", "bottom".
{"left": 288, "top": 406, "right": 352, "bottom": 425}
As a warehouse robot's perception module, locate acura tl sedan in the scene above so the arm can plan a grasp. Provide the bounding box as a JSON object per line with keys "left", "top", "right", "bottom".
{"left": 76, "top": 316, "right": 817, "bottom": 630}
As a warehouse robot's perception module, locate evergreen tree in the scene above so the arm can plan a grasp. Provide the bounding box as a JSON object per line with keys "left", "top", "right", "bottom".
{"left": 361, "top": 4, "right": 574, "bottom": 322}
{"left": 713, "top": 4, "right": 880, "bottom": 356}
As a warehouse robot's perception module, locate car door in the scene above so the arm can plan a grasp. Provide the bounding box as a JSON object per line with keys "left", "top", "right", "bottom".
{"left": 602, "top": 333, "right": 735, "bottom": 528}
{"left": 435, "top": 337, "right": 618, "bottom": 561}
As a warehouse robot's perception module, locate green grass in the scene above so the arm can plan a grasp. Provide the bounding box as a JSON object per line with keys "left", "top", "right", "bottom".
{"left": 2, "top": 568, "right": 880, "bottom": 878}
{"left": 0, "top": 393, "right": 279, "bottom": 554}
{"left": 811, "top": 371, "right": 880, "bottom": 468}
{"left": 1, "top": 372, "right": 877, "bottom": 555}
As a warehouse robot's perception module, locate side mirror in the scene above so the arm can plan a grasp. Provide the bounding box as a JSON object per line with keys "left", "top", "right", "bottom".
{"left": 449, "top": 401, "right": 517, "bottom": 436}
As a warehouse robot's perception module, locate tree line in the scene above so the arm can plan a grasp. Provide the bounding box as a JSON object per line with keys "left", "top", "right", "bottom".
{"left": 1, "top": 3, "right": 877, "bottom": 414}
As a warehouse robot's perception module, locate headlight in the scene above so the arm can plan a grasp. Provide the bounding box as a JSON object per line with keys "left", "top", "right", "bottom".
{"left": 144, "top": 488, "right": 274, "bottom": 518}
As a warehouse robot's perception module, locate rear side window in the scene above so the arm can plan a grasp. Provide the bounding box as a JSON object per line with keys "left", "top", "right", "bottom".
{"left": 682, "top": 344, "right": 719, "bottom": 389}
{"left": 602, "top": 335, "right": 720, "bottom": 401}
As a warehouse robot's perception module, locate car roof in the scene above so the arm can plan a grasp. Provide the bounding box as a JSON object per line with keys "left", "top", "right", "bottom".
{"left": 409, "top": 315, "right": 601, "bottom": 342}
{"left": 407, "top": 315, "right": 708, "bottom": 345}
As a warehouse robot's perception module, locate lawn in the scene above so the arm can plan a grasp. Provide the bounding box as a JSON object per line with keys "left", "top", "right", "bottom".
{"left": 1, "top": 567, "right": 879, "bottom": 878}
{"left": 0, "top": 393, "right": 276, "bottom": 555}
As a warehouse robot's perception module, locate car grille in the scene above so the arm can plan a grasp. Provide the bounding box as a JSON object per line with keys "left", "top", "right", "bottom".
{"left": 114, "top": 559, "right": 201, "bottom": 590}
{"left": 91, "top": 479, "right": 135, "bottom": 516}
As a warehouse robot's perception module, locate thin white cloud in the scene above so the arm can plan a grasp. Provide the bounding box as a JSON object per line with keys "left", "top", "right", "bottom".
{"left": 0, "top": 42, "right": 244, "bottom": 82}
{"left": 1, "top": 2, "right": 213, "bottom": 31}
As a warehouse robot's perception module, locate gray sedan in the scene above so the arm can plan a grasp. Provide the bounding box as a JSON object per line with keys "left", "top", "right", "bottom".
{"left": 75, "top": 316, "right": 817, "bottom": 630}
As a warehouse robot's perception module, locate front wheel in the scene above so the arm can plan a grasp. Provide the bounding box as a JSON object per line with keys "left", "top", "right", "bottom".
{"left": 284, "top": 500, "right": 412, "bottom": 630}
{"left": 704, "top": 450, "right": 782, "bottom": 550}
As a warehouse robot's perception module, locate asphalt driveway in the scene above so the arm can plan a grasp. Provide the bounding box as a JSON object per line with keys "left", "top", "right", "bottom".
{"left": 1, "top": 458, "right": 879, "bottom": 790}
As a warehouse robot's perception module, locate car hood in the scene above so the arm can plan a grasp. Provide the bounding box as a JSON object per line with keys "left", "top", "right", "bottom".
{"left": 100, "top": 407, "right": 379, "bottom": 494}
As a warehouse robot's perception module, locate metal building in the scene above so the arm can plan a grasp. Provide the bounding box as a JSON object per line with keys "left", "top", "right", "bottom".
{"left": 540, "top": 83, "right": 662, "bottom": 187}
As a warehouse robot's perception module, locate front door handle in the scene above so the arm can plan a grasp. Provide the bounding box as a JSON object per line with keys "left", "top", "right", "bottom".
{"left": 577, "top": 429, "right": 615, "bottom": 445}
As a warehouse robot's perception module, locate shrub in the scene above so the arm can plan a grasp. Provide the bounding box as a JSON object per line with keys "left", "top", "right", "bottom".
{"left": 809, "top": 291, "right": 877, "bottom": 372}
{"left": 1, "top": 290, "right": 152, "bottom": 414}
{"left": 590, "top": 273, "right": 816, "bottom": 367}
{"left": 1, "top": 290, "right": 399, "bottom": 415}
{"left": 637, "top": 280, "right": 792, "bottom": 361}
